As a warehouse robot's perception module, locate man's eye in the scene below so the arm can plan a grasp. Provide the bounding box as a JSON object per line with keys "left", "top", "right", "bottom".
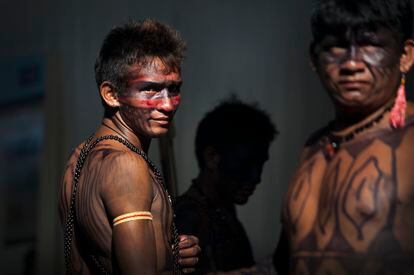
{"left": 329, "top": 47, "right": 347, "bottom": 56}
{"left": 141, "top": 90, "right": 158, "bottom": 96}
{"left": 359, "top": 45, "right": 380, "bottom": 53}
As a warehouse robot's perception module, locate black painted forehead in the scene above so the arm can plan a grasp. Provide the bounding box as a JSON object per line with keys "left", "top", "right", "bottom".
{"left": 314, "top": 25, "right": 402, "bottom": 46}
{"left": 317, "top": 23, "right": 382, "bottom": 39}
{"left": 311, "top": 3, "right": 406, "bottom": 44}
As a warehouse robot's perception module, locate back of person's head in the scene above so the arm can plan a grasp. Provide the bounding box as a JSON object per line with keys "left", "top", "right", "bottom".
{"left": 94, "top": 19, "right": 186, "bottom": 112}
{"left": 311, "top": 0, "right": 413, "bottom": 45}
{"left": 195, "top": 98, "right": 278, "bottom": 169}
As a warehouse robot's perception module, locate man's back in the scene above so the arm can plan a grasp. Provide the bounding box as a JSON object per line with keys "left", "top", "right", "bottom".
{"left": 283, "top": 106, "right": 414, "bottom": 274}
{"left": 58, "top": 137, "right": 174, "bottom": 274}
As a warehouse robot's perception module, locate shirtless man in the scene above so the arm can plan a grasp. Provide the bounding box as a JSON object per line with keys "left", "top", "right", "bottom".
{"left": 274, "top": 0, "right": 414, "bottom": 274}
{"left": 58, "top": 20, "right": 200, "bottom": 274}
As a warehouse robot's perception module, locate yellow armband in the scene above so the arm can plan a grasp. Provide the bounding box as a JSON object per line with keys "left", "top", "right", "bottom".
{"left": 113, "top": 211, "right": 153, "bottom": 227}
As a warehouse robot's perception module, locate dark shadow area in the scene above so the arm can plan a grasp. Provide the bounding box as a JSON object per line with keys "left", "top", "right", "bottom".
{"left": 175, "top": 97, "right": 278, "bottom": 274}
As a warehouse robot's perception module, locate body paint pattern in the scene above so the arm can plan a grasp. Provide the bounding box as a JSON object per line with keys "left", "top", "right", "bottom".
{"left": 58, "top": 142, "right": 174, "bottom": 274}
{"left": 283, "top": 118, "right": 414, "bottom": 274}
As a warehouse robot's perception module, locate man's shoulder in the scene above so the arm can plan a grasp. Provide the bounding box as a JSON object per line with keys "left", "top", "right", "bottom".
{"left": 297, "top": 124, "right": 330, "bottom": 161}
{"left": 380, "top": 110, "right": 414, "bottom": 150}
{"left": 90, "top": 143, "right": 149, "bottom": 172}
{"left": 396, "top": 116, "right": 414, "bottom": 149}
{"left": 89, "top": 144, "right": 153, "bottom": 197}
{"left": 304, "top": 124, "right": 330, "bottom": 147}
{"left": 176, "top": 188, "right": 208, "bottom": 211}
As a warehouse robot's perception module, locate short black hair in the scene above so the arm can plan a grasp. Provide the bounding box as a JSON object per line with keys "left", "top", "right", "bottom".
{"left": 195, "top": 98, "right": 278, "bottom": 169}
{"left": 311, "top": 0, "right": 413, "bottom": 45}
{"left": 94, "top": 19, "right": 186, "bottom": 113}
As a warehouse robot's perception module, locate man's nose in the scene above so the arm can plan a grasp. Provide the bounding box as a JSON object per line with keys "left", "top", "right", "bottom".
{"left": 340, "top": 47, "right": 365, "bottom": 73}
{"left": 158, "top": 96, "right": 175, "bottom": 112}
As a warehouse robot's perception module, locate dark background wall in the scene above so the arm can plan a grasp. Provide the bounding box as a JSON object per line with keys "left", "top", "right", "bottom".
{"left": 2, "top": 0, "right": 412, "bottom": 274}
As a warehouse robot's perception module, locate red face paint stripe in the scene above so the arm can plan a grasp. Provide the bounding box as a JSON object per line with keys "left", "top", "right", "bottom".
{"left": 171, "top": 95, "right": 181, "bottom": 105}
{"left": 119, "top": 95, "right": 181, "bottom": 109}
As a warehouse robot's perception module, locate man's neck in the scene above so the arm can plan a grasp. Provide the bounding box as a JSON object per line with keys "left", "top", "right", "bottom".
{"left": 332, "top": 100, "right": 394, "bottom": 135}
{"left": 100, "top": 113, "right": 151, "bottom": 153}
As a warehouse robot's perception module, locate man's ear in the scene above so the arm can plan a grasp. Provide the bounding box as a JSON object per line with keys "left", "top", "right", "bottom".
{"left": 203, "top": 146, "right": 220, "bottom": 171}
{"left": 400, "top": 39, "right": 414, "bottom": 73}
{"left": 100, "top": 81, "right": 121, "bottom": 107}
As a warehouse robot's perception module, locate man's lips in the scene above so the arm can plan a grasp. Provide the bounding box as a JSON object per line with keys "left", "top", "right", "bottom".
{"left": 338, "top": 80, "right": 369, "bottom": 90}
{"left": 151, "top": 117, "right": 170, "bottom": 125}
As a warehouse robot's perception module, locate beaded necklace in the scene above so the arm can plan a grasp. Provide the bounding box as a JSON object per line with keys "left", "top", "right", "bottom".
{"left": 63, "top": 134, "right": 181, "bottom": 274}
{"left": 321, "top": 105, "right": 392, "bottom": 160}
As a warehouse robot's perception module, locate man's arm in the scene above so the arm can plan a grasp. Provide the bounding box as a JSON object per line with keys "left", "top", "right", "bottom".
{"left": 100, "top": 151, "right": 157, "bottom": 274}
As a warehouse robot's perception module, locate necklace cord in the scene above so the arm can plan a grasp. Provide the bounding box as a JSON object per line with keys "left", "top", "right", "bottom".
{"left": 63, "top": 134, "right": 181, "bottom": 274}
{"left": 322, "top": 105, "right": 392, "bottom": 159}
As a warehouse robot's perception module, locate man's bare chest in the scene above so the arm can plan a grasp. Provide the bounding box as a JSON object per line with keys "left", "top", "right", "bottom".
{"left": 284, "top": 138, "right": 398, "bottom": 253}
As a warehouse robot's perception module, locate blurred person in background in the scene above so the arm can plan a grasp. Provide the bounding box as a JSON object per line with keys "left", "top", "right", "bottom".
{"left": 176, "top": 98, "right": 277, "bottom": 274}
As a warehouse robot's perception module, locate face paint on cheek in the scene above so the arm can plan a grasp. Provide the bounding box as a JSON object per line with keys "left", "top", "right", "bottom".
{"left": 118, "top": 95, "right": 181, "bottom": 110}
{"left": 320, "top": 46, "right": 391, "bottom": 67}
{"left": 360, "top": 48, "right": 400, "bottom": 69}
{"left": 171, "top": 94, "right": 181, "bottom": 106}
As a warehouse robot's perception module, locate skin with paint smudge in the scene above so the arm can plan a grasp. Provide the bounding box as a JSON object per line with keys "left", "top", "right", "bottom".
{"left": 274, "top": 24, "right": 414, "bottom": 275}
{"left": 59, "top": 58, "right": 200, "bottom": 274}
{"left": 116, "top": 60, "right": 182, "bottom": 138}
{"left": 313, "top": 28, "right": 403, "bottom": 117}
{"left": 121, "top": 80, "right": 181, "bottom": 108}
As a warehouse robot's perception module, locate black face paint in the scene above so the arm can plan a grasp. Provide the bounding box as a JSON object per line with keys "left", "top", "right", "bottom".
{"left": 319, "top": 45, "right": 391, "bottom": 67}
{"left": 316, "top": 28, "right": 401, "bottom": 68}
{"left": 125, "top": 81, "right": 182, "bottom": 95}
{"left": 118, "top": 80, "right": 182, "bottom": 109}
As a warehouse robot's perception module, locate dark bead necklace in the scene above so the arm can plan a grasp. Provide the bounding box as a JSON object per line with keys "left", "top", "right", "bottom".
{"left": 321, "top": 105, "right": 392, "bottom": 160}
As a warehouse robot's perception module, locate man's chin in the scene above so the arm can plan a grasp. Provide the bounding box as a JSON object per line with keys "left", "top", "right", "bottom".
{"left": 334, "top": 91, "right": 366, "bottom": 103}
{"left": 332, "top": 93, "right": 372, "bottom": 110}
{"left": 148, "top": 128, "right": 169, "bottom": 138}
{"left": 234, "top": 196, "right": 250, "bottom": 205}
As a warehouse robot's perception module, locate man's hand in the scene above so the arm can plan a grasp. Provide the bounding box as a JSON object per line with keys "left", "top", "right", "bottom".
{"left": 178, "top": 235, "right": 201, "bottom": 273}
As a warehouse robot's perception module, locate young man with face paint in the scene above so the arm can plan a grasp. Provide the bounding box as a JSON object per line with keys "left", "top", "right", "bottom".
{"left": 58, "top": 20, "right": 200, "bottom": 274}
{"left": 175, "top": 99, "right": 277, "bottom": 274}
{"left": 274, "top": 0, "right": 414, "bottom": 274}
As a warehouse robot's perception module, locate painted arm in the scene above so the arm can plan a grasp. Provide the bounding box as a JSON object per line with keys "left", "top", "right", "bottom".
{"left": 101, "top": 151, "right": 157, "bottom": 274}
